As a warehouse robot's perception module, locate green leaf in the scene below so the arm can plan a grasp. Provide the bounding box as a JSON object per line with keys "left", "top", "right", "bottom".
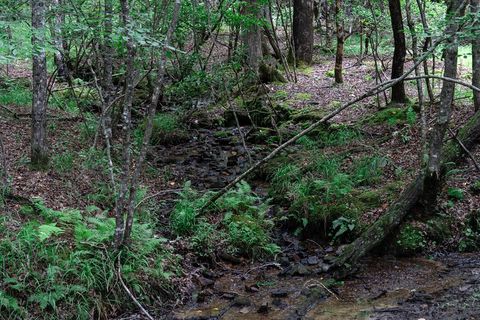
{"left": 37, "top": 223, "right": 64, "bottom": 241}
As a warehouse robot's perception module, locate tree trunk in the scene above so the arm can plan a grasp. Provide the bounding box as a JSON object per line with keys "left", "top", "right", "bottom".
{"left": 31, "top": 0, "right": 49, "bottom": 168}
{"left": 242, "top": 0, "right": 263, "bottom": 75}
{"left": 472, "top": 0, "right": 480, "bottom": 111}
{"left": 50, "top": 0, "right": 68, "bottom": 79}
{"left": 334, "top": 0, "right": 344, "bottom": 83}
{"left": 293, "top": 0, "right": 314, "bottom": 64}
{"left": 423, "top": 0, "right": 465, "bottom": 207}
{"left": 388, "top": 0, "right": 407, "bottom": 103}
{"left": 114, "top": 0, "right": 138, "bottom": 248}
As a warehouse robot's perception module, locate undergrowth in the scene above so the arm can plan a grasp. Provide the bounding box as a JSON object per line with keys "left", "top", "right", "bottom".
{"left": 170, "top": 181, "right": 280, "bottom": 259}
{"left": 0, "top": 199, "right": 178, "bottom": 319}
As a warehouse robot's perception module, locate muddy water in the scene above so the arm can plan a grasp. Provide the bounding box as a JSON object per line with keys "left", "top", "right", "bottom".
{"left": 172, "top": 253, "right": 480, "bottom": 320}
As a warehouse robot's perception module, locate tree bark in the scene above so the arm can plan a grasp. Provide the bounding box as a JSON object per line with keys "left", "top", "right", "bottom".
{"left": 31, "top": 0, "right": 49, "bottom": 168}
{"left": 242, "top": 0, "right": 263, "bottom": 75}
{"left": 50, "top": 0, "right": 69, "bottom": 79}
{"left": 472, "top": 0, "right": 480, "bottom": 111}
{"left": 388, "top": 0, "right": 407, "bottom": 103}
{"left": 114, "top": 0, "right": 138, "bottom": 248}
{"left": 293, "top": 0, "right": 314, "bottom": 64}
{"left": 423, "top": 0, "right": 465, "bottom": 207}
{"left": 334, "top": 0, "right": 344, "bottom": 83}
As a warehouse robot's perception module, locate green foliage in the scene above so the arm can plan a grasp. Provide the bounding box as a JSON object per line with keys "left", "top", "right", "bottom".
{"left": 353, "top": 156, "right": 388, "bottom": 186}
{"left": 0, "top": 200, "right": 177, "bottom": 319}
{"left": 458, "top": 211, "right": 480, "bottom": 252}
{"left": 170, "top": 181, "right": 279, "bottom": 259}
{"left": 311, "top": 126, "right": 361, "bottom": 147}
{"left": 0, "top": 80, "right": 31, "bottom": 107}
{"left": 79, "top": 113, "right": 98, "bottom": 142}
{"left": 367, "top": 107, "right": 417, "bottom": 126}
{"left": 51, "top": 151, "right": 75, "bottom": 173}
{"left": 447, "top": 187, "right": 464, "bottom": 201}
{"left": 395, "top": 224, "right": 426, "bottom": 254}
{"left": 136, "top": 113, "right": 189, "bottom": 146}
{"left": 331, "top": 217, "right": 356, "bottom": 242}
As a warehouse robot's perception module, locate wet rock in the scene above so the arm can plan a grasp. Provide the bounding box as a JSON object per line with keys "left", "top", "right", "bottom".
{"left": 197, "top": 276, "right": 214, "bottom": 288}
{"left": 257, "top": 302, "right": 270, "bottom": 314}
{"left": 221, "top": 292, "right": 236, "bottom": 300}
{"left": 278, "top": 256, "right": 290, "bottom": 267}
{"left": 233, "top": 296, "right": 251, "bottom": 307}
{"left": 272, "top": 298, "right": 288, "bottom": 309}
{"left": 245, "top": 283, "right": 259, "bottom": 293}
{"left": 291, "top": 263, "right": 310, "bottom": 276}
{"left": 320, "top": 263, "right": 331, "bottom": 273}
{"left": 271, "top": 289, "right": 289, "bottom": 298}
{"left": 307, "top": 256, "right": 320, "bottom": 265}
{"left": 325, "top": 246, "right": 334, "bottom": 253}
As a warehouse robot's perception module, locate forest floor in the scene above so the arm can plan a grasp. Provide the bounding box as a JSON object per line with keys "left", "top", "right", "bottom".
{"left": 1, "top": 55, "right": 480, "bottom": 319}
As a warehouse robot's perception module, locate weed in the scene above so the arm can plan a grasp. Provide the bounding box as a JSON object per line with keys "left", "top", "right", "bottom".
{"left": 52, "top": 151, "right": 75, "bottom": 173}
{"left": 448, "top": 187, "right": 464, "bottom": 201}
{"left": 353, "top": 156, "right": 388, "bottom": 186}
{"left": 295, "top": 92, "right": 312, "bottom": 101}
{"left": 395, "top": 224, "right": 426, "bottom": 254}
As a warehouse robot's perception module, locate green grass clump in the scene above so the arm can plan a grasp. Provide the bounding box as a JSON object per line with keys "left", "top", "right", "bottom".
{"left": 52, "top": 151, "right": 75, "bottom": 173}
{"left": 0, "top": 199, "right": 177, "bottom": 319}
{"left": 0, "top": 83, "right": 31, "bottom": 107}
{"left": 366, "top": 107, "right": 417, "bottom": 126}
{"left": 170, "top": 181, "right": 279, "bottom": 259}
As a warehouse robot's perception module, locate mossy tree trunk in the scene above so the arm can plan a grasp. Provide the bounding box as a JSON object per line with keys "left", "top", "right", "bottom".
{"left": 293, "top": 0, "right": 314, "bottom": 64}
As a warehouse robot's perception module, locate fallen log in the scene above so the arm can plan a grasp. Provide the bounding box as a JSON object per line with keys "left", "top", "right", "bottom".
{"left": 332, "top": 109, "right": 480, "bottom": 277}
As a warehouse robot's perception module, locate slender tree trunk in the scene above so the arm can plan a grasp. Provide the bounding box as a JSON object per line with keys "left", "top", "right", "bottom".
{"left": 122, "top": 0, "right": 182, "bottom": 245}
{"left": 50, "top": 0, "right": 68, "bottom": 79}
{"left": 472, "top": 0, "right": 480, "bottom": 111}
{"left": 31, "top": 0, "right": 49, "bottom": 168}
{"left": 293, "top": 0, "right": 314, "bottom": 64}
{"left": 423, "top": 0, "right": 465, "bottom": 207}
{"left": 388, "top": 0, "right": 407, "bottom": 103}
{"left": 334, "top": 0, "right": 344, "bottom": 83}
{"left": 324, "top": 0, "right": 332, "bottom": 48}
{"left": 416, "top": 0, "right": 435, "bottom": 102}
{"left": 102, "top": 0, "right": 114, "bottom": 139}
{"left": 114, "top": 0, "right": 138, "bottom": 248}
{"left": 405, "top": 0, "right": 426, "bottom": 154}
{"left": 0, "top": 134, "right": 7, "bottom": 196}
{"left": 242, "top": 0, "right": 263, "bottom": 75}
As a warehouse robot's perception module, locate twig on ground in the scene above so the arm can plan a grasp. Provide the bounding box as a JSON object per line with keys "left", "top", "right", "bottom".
{"left": 117, "top": 255, "right": 156, "bottom": 320}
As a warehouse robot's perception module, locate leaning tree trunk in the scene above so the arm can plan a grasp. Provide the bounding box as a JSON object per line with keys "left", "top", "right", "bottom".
{"left": 31, "top": 0, "right": 49, "bottom": 168}
{"left": 332, "top": 0, "right": 467, "bottom": 276}
{"left": 334, "top": 0, "right": 344, "bottom": 83}
{"left": 293, "top": 0, "right": 314, "bottom": 64}
{"left": 388, "top": 0, "right": 407, "bottom": 103}
{"left": 472, "top": 0, "right": 480, "bottom": 112}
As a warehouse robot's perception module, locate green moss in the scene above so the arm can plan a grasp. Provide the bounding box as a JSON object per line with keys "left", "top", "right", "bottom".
{"left": 365, "top": 107, "right": 417, "bottom": 126}
{"left": 273, "top": 90, "right": 289, "bottom": 100}
{"left": 213, "top": 130, "right": 230, "bottom": 139}
{"left": 325, "top": 70, "right": 335, "bottom": 78}
{"left": 295, "top": 92, "right": 312, "bottom": 101}
{"left": 142, "top": 113, "right": 190, "bottom": 145}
